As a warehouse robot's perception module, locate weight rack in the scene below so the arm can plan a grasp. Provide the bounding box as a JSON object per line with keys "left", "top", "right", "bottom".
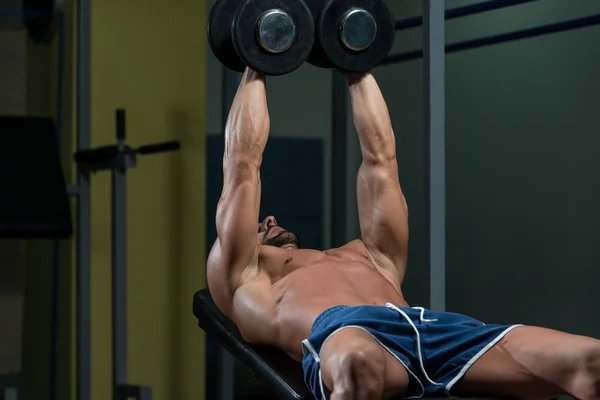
{"left": 73, "top": 109, "right": 180, "bottom": 400}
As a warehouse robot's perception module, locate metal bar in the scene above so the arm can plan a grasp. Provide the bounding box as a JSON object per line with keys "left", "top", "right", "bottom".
{"left": 50, "top": 238, "right": 58, "bottom": 400}
{"left": 67, "top": 184, "right": 80, "bottom": 196}
{"left": 50, "top": 15, "right": 65, "bottom": 400}
{"left": 0, "top": 10, "right": 57, "bottom": 16}
{"left": 112, "top": 110, "right": 128, "bottom": 395}
{"left": 384, "top": 14, "right": 600, "bottom": 65}
{"left": 56, "top": 13, "right": 65, "bottom": 148}
{"left": 1, "top": 388, "right": 17, "bottom": 400}
{"left": 395, "top": 0, "right": 539, "bottom": 31}
{"left": 76, "top": 0, "right": 93, "bottom": 398}
{"left": 330, "top": 70, "right": 348, "bottom": 248}
{"left": 423, "top": 0, "right": 446, "bottom": 312}
{"left": 215, "top": 66, "right": 239, "bottom": 400}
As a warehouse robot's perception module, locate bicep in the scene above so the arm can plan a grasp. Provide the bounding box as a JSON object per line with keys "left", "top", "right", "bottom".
{"left": 356, "top": 162, "right": 409, "bottom": 277}
{"left": 216, "top": 178, "right": 260, "bottom": 263}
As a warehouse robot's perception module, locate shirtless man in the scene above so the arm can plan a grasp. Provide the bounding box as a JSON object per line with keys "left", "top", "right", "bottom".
{"left": 207, "top": 68, "right": 600, "bottom": 400}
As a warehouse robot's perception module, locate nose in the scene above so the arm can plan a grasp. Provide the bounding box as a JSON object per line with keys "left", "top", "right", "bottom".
{"left": 259, "top": 216, "right": 277, "bottom": 232}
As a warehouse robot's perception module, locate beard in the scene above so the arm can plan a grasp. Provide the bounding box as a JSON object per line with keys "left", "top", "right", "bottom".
{"left": 262, "top": 229, "right": 300, "bottom": 248}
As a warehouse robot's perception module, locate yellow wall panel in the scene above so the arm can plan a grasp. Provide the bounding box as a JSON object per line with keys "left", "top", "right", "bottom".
{"left": 90, "top": 1, "right": 207, "bottom": 399}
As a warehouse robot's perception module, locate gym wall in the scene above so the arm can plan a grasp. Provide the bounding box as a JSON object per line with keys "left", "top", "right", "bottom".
{"left": 0, "top": 9, "right": 30, "bottom": 398}
{"left": 0, "top": 28, "right": 26, "bottom": 390}
{"left": 379, "top": 0, "right": 600, "bottom": 337}
{"left": 21, "top": 10, "right": 66, "bottom": 400}
{"left": 88, "top": 0, "right": 207, "bottom": 399}
{"left": 18, "top": 0, "right": 207, "bottom": 399}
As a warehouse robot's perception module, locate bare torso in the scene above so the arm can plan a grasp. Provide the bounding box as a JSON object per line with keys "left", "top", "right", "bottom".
{"left": 236, "top": 240, "right": 408, "bottom": 362}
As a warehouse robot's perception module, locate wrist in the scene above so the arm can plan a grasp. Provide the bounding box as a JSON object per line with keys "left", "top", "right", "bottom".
{"left": 347, "top": 71, "right": 369, "bottom": 86}
{"left": 244, "top": 67, "right": 266, "bottom": 82}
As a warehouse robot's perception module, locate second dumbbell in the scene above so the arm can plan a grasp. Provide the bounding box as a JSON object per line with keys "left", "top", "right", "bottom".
{"left": 306, "top": 0, "right": 396, "bottom": 72}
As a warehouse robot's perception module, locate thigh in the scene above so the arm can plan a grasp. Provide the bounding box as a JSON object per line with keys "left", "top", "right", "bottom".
{"left": 453, "top": 325, "right": 599, "bottom": 400}
{"left": 319, "top": 327, "right": 410, "bottom": 400}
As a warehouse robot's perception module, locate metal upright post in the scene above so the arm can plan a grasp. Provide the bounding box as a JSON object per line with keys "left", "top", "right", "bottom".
{"left": 73, "top": 112, "right": 174, "bottom": 400}
{"left": 1, "top": 388, "right": 17, "bottom": 400}
{"left": 112, "top": 109, "right": 128, "bottom": 397}
{"left": 50, "top": 14, "right": 66, "bottom": 400}
{"left": 215, "top": 65, "right": 239, "bottom": 400}
{"left": 331, "top": 70, "right": 348, "bottom": 248}
{"left": 76, "top": 0, "right": 93, "bottom": 398}
{"left": 423, "top": 0, "right": 446, "bottom": 312}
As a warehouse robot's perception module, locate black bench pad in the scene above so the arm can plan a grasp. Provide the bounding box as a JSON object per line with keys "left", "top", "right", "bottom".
{"left": 194, "top": 288, "right": 311, "bottom": 399}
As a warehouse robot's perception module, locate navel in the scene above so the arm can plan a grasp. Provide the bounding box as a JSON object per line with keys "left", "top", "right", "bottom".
{"left": 285, "top": 257, "right": 293, "bottom": 264}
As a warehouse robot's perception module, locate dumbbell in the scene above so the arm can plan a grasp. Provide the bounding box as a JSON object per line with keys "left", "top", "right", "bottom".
{"left": 306, "top": 0, "right": 395, "bottom": 72}
{"left": 207, "top": 0, "right": 315, "bottom": 76}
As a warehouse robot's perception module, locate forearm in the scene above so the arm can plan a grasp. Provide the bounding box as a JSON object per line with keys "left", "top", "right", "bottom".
{"left": 217, "top": 69, "right": 267, "bottom": 243}
{"left": 224, "top": 68, "right": 270, "bottom": 170}
{"left": 348, "top": 73, "right": 396, "bottom": 165}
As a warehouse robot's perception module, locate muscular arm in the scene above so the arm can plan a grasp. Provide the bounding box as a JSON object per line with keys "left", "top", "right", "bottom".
{"left": 207, "top": 69, "right": 275, "bottom": 325}
{"left": 349, "top": 73, "right": 409, "bottom": 284}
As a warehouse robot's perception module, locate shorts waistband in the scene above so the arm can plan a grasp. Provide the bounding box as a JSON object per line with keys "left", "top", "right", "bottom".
{"left": 312, "top": 305, "right": 349, "bottom": 332}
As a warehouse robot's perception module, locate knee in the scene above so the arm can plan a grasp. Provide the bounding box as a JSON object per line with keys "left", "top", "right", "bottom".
{"left": 338, "top": 347, "right": 381, "bottom": 375}
{"left": 333, "top": 347, "right": 385, "bottom": 397}
{"left": 575, "top": 342, "right": 600, "bottom": 399}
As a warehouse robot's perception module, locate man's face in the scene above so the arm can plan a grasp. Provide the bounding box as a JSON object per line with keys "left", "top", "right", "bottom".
{"left": 258, "top": 216, "right": 300, "bottom": 248}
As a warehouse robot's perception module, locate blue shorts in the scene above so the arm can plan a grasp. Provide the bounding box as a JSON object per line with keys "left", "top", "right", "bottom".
{"left": 301, "top": 303, "right": 522, "bottom": 399}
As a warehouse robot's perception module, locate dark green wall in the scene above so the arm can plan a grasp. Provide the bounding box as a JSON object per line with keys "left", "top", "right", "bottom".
{"left": 379, "top": 0, "right": 600, "bottom": 338}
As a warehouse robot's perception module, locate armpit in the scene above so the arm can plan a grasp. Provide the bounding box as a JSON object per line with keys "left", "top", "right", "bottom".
{"left": 359, "top": 240, "right": 402, "bottom": 293}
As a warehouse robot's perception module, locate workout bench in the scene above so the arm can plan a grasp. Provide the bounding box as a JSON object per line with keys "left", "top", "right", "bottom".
{"left": 193, "top": 289, "right": 504, "bottom": 400}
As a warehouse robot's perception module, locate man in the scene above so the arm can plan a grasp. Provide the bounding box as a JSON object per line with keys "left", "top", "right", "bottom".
{"left": 207, "top": 68, "right": 600, "bottom": 400}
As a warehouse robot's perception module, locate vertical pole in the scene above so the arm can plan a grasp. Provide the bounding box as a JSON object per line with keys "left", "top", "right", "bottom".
{"left": 76, "top": 0, "right": 92, "bottom": 398}
{"left": 50, "top": 17, "right": 65, "bottom": 400}
{"left": 112, "top": 109, "right": 128, "bottom": 396}
{"left": 215, "top": 66, "right": 238, "bottom": 400}
{"left": 423, "top": 0, "right": 446, "bottom": 311}
{"left": 1, "top": 388, "right": 18, "bottom": 400}
{"left": 330, "top": 70, "right": 348, "bottom": 248}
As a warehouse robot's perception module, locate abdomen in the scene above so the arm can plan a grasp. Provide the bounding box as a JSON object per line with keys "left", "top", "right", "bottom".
{"left": 273, "top": 261, "right": 406, "bottom": 360}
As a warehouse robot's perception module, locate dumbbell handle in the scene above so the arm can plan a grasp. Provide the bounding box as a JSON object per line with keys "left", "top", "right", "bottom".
{"left": 136, "top": 141, "right": 180, "bottom": 155}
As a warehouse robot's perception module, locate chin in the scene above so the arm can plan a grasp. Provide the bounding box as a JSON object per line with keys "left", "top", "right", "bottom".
{"left": 264, "top": 231, "right": 300, "bottom": 248}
